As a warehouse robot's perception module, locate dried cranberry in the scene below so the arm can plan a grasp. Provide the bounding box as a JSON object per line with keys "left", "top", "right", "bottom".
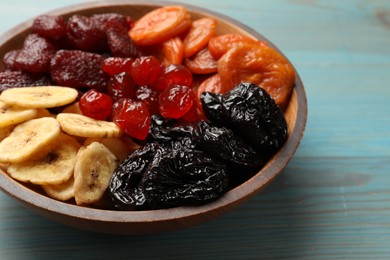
{"left": 130, "top": 56, "right": 163, "bottom": 86}
{"left": 154, "top": 64, "right": 193, "bottom": 92}
{"left": 50, "top": 50, "right": 109, "bottom": 92}
{"left": 101, "top": 57, "right": 133, "bottom": 76}
{"left": 159, "top": 85, "right": 195, "bottom": 119}
{"left": 112, "top": 98, "right": 151, "bottom": 140}
{"left": 79, "top": 89, "right": 113, "bottom": 120}
{"left": 66, "top": 15, "right": 107, "bottom": 52}
{"left": 32, "top": 15, "right": 67, "bottom": 40}
{"left": 0, "top": 71, "right": 51, "bottom": 92}
{"left": 135, "top": 85, "right": 159, "bottom": 115}
{"left": 107, "top": 72, "right": 135, "bottom": 102}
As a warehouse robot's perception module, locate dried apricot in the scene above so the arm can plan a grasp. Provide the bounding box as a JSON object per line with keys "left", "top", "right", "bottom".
{"left": 161, "top": 37, "right": 184, "bottom": 66}
{"left": 184, "top": 47, "right": 217, "bottom": 74}
{"left": 217, "top": 42, "right": 295, "bottom": 108}
{"left": 183, "top": 18, "right": 217, "bottom": 58}
{"left": 129, "top": 6, "right": 191, "bottom": 46}
{"left": 208, "top": 33, "right": 267, "bottom": 60}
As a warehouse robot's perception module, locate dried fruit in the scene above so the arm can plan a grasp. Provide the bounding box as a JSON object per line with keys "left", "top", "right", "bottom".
{"left": 112, "top": 98, "right": 151, "bottom": 140}
{"left": 184, "top": 47, "right": 217, "bottom": 74}
{"left": 161, "top": 37, "right": 184, "bottom": 65}
{"left": 217, "top": 42, "right": 295, "bottom": 108}
{"left": 129, "top": 5, "right": 192, "bottom": 46}
{"left": 32, "top": 15, "right": 67, "bottom": 40}
{"left": 50, "top": 50, "right": 109, "bottom": 92}
{"left": 154, "top": 64, "right": 193, "bottom": 92}
{"left": 0, "top": 71, "right": 51, "bottom": 93}
{"left": 183, "top": 18, "right": 217, "bottom": 58}
{"left": 101, "top": 57, "right": 133, "bottom": 76}
{"left": 105, "top": 20, "right": 140, "bottom": 57}
{"left": 201, "top": 82, "right": 288, "bottom": 157}
{"left": 107, "top": 72, "right": 136, "bottom": 102}
{"left": 130, "top": 56, "right": 163, "bottom": 86}
{"left": 135, "top": 85, "right": 159, "bottom": 115}
{"left": 66, "top": 15, "right": 107, "bottom": 52}
{"left": 141, "top": 148, "right": 228, "bottom": 209}
{"left": 79, "top": 89, "right": 113, "bottom": 120}
{"left": 159, "top": 85, "right": 196, "bottom": 119}
{"left": 208, "top": 33, "right": 266, "bottom": 60}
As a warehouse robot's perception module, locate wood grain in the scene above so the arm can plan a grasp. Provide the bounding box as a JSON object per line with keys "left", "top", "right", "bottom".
{"left": 1, "top": 0, "right": 390, "bottom": 258}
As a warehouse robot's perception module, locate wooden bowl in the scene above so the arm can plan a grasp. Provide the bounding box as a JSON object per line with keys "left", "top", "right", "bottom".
{"left": 0, "top": 1, "right": 307, "bottom": 234}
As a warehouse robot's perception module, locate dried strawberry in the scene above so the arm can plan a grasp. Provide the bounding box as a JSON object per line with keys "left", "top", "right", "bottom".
{"left": 105, "top": 20, "right": 140, "bottom": 58}
{"left": 0, "top": 71, "right": 51, "bottom": 92}
{"left": 50, "top": 50, "right": 109, "bottom": 92}
{"left": 32, "top": 15, "right": 67, "bottom": 40}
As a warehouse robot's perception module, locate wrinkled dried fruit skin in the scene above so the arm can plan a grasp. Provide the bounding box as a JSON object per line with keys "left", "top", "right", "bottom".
{"left": 105, "top": 20, "right": 140, "bottom": 58}
{"left": 90, "top": 13, "right": 130, "bottom": 32}
{"left": 50, "top": 50, "right": 109, "bottom": 92}
{"left": 141, "top": 148, "right": 229, "bottom": 209}
{"left": 109, "top": 143, "right": 159, "bottom": 210}
{"left": 184, "top": 47, "right": 217, "bottom": 74}
{"left": 0, "top": 71, "right": 51, "bottom": 92}
{"left": 148, "top": 114, "right": 198, "bottom": 149}
{"left": 196, "top": 121, "right": 264, "bottom": 168}
{"left": 201, "top": 82, "right": 288, "bottom": 157}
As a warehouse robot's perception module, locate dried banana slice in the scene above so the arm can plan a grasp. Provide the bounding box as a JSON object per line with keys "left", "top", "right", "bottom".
{"left": 0, "top": 86, "right": 78, "bottom": 108}
{"left": 42, "top": 176, "right": 75, "bottom": 201}
{"left": 0, "top": 125, "right": 14, "bottom": 142}
{"left": 0, "top": 100, "right": 38, "bottom": 128}
{"left": 0, "top": 117, "right": 61, "bottom": 163}
{"left": 84, "top": 137, "right": 133, "bottom": 163}
{"left": 74, "top": 142, "right": 118, "bottom": 205}
{"left": 62, "top": 102, "right": 82, "bottom": 114}
{"left": 57, "top": 113, "right": 121, "bottom": 138}
{"left": 7, "top": 134, "right": 80, "bottom": 185}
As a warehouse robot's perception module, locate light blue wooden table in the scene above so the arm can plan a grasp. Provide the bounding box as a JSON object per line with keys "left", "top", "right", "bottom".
{"left": 1, "top": 0, "right": 390, "bottom": 259}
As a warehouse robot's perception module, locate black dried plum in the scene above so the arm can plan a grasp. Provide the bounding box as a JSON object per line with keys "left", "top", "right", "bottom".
{"left": 201, "top": 82, "right": 288, "bottom": 157}
{"left": 196, "top": 121, "right": 264, "bottom": 168}
{"left": 109, "top": 143, "right": 159, "bottom": 210}
{"left": 141, "top": 148, "right": 229, "bottom": 209}
{"left": 148, "top": 114, "right": 198, "bottom": 149}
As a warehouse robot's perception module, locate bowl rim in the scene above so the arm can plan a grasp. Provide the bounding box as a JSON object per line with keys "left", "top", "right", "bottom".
{"left": 0, "top": 0, "right": 307, "bottom": 228}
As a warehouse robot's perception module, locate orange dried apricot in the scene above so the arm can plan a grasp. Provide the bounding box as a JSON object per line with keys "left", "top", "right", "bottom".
{"left": 208, "top": 33, "right": 267, "bottom": 60}
{"left": 183, "top": 18, "right": 217, "bottom": 58}
{"left": 184, "top": 47, "right": 217, "bottom": 74}
{"left": 195, "top": 73, "right": 222, "bottom": 118}
{"left": 129, "top": 6, "right": 191, "bottom": 46}
{"left": 161, "top": 37, "right": 184, "bottom": 66}
{"left": 217, "top": 42, "right": 295, "bottom": 108}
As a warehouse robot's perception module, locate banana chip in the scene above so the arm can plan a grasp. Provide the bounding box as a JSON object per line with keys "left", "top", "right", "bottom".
{"left": 42, "top": 176, "right": 75, "bottom": 201}
{"left": 0, "top": 100, "right": 37, "bottom": 128}
{"left": 7, "top": 134, "right": 80, "bottom": 185}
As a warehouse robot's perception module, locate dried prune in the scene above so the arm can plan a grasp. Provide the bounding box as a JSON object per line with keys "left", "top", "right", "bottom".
{"left": 50, "top": 50, "right": 109, "bottom": 92}
{"left": 201, "top": 82, "right": 288, "bottom": 158}
{"left": 196, "top": 121, "right": 263, "bottom": 168}
{"left": 141, "top": 148, "right": 228, "bottom": 209}
{"left": 0, "top": 71, "right": 51, "bottom": 92}
{"left": 148, "top": 114, "right": 198, "bottom": 149}
{"left": 66, "top": 15, "right": 107, "bottom": 52}
{"left": 109, "top": 143, "right": 159, "bottom": 210}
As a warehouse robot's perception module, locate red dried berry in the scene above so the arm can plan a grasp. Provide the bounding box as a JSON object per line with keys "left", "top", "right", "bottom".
{"left": 108, "top": 72, "right": 135, "bottom": 102}
{"left": 66, "top": 15, "right": 107, "bottom": 52}
{"left": 159, "top": 85, "right": 196, "bottom": 119}
{"left": 0, "top": 71, "right": 51, "bottom": 92}
{"left": 154, "top": 64, "right": 193, "bottom": 92}
{"left": 101, "top": 57, "right": 133, "bottom": 76}
{"left": 112, "top": 98, "right": 151, "bottom": 140}
{"left": 105, "top": 21, "right": 140, "bottom": 58}
{"left": 135, "top": 85, "right": 159, "bottom": 115}
{"left": 79, "top": 89, "right": 113, "bottom": 120}
{"left": 32, "top": 15, "right": 67, "bottom": 40}
{"left": 50, "top": 50, "right": 109, "bottom": 92}
{"left": 181, "top": 101, "right": 199, "bottom": 122}
{"left": 91, "top": 13, "right": 131, "bottom": 31}
{"left": 130, "top": 56, "right": 163, "bottom": 86}
{"left": 8, "top": 34, "right": 56, "bottom": 73}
